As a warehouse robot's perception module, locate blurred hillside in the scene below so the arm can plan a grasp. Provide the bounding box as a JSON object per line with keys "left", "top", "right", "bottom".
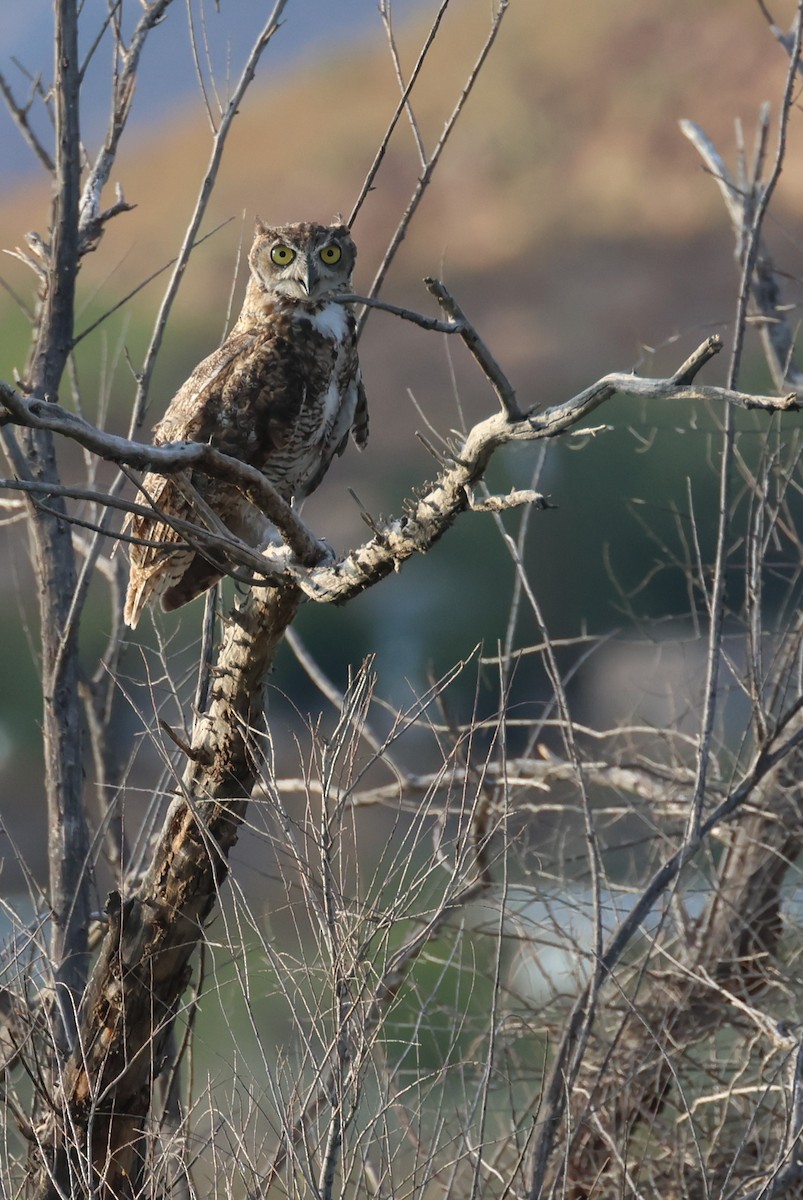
{"left": 0, "top": 0, "right": 415, "bottom": 179}
{"left": 0, "top": 0, "right": 802, "bottom": 881}
{"left": 4, "top": 1, "right": 802, "bottom": 395}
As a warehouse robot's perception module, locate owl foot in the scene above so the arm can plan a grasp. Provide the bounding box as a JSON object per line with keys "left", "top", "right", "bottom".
{"left": 260, "top": 537, "right": 336, "bottom": 580}
{"left": 310, "top": 537, "right": 336, "bottom": 566}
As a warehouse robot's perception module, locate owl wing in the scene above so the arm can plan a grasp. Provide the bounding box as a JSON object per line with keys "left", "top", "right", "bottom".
{"left": 352, "top": 376, "right": 369, "bottom": 451}
{"left": 324, "top": 364, "right": 368, "bottom": 488}
{"left": 124, "top": 332, "right": 261, "bottom": 627}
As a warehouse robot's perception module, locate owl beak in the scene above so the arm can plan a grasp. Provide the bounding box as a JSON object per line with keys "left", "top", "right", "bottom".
{"left": 300, "top": 258, "right": 320, "bottom": 297}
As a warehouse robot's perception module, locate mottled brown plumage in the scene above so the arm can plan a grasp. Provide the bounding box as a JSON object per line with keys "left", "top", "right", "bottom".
{"left": 124, "top": 220, "right": 368, "bottom": 628}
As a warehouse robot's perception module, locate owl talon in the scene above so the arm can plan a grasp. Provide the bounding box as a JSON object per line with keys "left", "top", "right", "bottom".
{"left": 312, "top": 538, "right": 336, "bottom": 567}
{"left": 259, "top": 543, "right": 295, "bottom": 576}
{"left": 260, "top": 537, "right": 336, "bottom": 580}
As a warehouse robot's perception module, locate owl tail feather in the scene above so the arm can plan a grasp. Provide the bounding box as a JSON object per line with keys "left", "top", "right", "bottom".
{"left": 124, "top": 575, "right": 155, "bottom": 630}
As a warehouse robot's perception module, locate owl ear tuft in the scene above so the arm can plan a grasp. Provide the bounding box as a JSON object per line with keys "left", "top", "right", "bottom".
{"left": 254, "top": 216, "right": 269, "bottom": 234}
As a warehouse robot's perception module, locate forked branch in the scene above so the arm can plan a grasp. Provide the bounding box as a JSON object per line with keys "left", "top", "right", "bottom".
{"left": 1, "top": 331, "right": 795, "bottom": 609}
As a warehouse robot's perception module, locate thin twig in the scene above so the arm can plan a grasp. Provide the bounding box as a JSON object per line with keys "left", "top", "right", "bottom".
{"left": 757, "top": 0, "right": 803, "bottom": 67}
{"left": 0, "top": 70, "right": 54, "bottom": 172}
{"left": 186, "top": 0, "right": 218, "bottom": 133}
{"left": 359, "top": 1, "right": 511, "bottom": 324}
{"left": 77, "top": 0, "right": 175, "bottom": 251}
{"left": 527, "top": 709, "right": 803, "bottom": 1199}
{"left": 72, "top": 218, "right": 235, "bottom": 346}
{"left": 334, "top": 291, "right": 460, "bottom": 333}
{"left": 131, "top": 0, "right": 290, "bottom": 435}
{"left": 378, "top": 0, "right": 428, "bottom": 168}
{"left": 425, "top": 277, "right": 523, "bottom": 419}
{"left": 348, "top": 0, "right": 452, "bottom": 225}
{"left": 285, "top": 628, "right": 406, "bottom": 777}
{"left": 680, "top": 118, "right": 803, "bottom": 393}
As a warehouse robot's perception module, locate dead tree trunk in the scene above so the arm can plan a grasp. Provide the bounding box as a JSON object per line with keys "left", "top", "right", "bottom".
{"left": 23, "top": 0, "right": 91, "bottom": 1054}
{"left": 32, "top": 583, "right": 301, "bottom": 1200}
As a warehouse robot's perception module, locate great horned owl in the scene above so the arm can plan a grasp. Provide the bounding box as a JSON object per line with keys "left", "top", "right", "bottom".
{"left": 123, "top": 220, "right": 368, "bottom": 628}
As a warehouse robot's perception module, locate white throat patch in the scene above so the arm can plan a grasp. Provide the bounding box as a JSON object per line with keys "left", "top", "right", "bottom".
{"left": 308, "top": 302, "right": 349, "bottom": 342}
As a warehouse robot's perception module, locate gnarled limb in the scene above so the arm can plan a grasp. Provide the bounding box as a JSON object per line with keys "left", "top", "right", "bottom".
{"left": 3, "top": 335, "right": 795, "bottom": 616}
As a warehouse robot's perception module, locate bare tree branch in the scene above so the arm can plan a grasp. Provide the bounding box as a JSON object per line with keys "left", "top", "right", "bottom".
{"left": 680, "top": 94, "right": 803, "bottom": 394}
{"left": 349, "top": 0, "right": 451, "bottom": 224}
{"left": 21, "top": 0, "right": 92, "bottom": 1061}
{"left": 360, "top": 0, "right": 511, "bottom": 320}
{"left": 2, "top": 332, "right": 795, "bottom": 612}
{"left": 0, "top": 69, "right": 55, "bottom": 172}
{"left": 425, "top": 277, "right": 523, "bottom": 419}
{"left": 77, "top": 0, "right": 172, "bottom": 251}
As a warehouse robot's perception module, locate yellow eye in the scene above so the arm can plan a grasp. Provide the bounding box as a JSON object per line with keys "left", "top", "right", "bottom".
{"left": 320, "top": 243, "right": 342, "bottom": 265}
{"left": 270, "top": 244, "right": 296, "bottom": 266}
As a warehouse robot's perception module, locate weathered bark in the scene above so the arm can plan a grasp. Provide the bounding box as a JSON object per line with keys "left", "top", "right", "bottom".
{"left": 23, "top": 0, "right": 91, "bottom": 1052}
{"left": 32, "top": 583, "right": 301, "bottom": 1200}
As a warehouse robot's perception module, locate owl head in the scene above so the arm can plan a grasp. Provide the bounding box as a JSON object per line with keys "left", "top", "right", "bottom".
{"left": 249, "top": 220, "right": 356, "bottom": 303}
